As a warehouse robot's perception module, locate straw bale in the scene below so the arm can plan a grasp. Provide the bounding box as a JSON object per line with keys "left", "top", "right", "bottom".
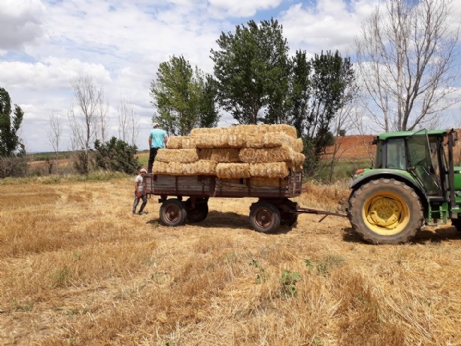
{"left": 195, "top": 134, "right": 246, "bottom": 149}
{"left": 216, "top": 163, "right": 250, "bottom": 179}
{"left": 181, "top": 137, "right": 196, "bottom": 149}
{"left": 239, "top": 146, "right": 294, "bottom": 163}
{"left": 153, "top": 160, "right": 216, "bottom": 176}
{"left": 166, "top": 136, "right": 182, "bottom": 149}
{"left": 156, "top": 149, "right": 199, "bottom": 163}
{"left": 250, "top": 176, "right": 289, "bottom": 187}
{"left": 229, "top": 124, "right": 297, "bottom": 139}
{"left": 166, "top": 136, "right": 196, "bottom": 149}
{"left": 191, "top": 127, "right": 230, "bottom": 137}
{"left": 292, "top": 152, "right": 305, "bottom": 166}
{"left": 198, "top": 149, "right": 240, "bottom": 162}
{"left": 294, "top": 138, "right": 304, "bottom": 152}
{"left": 250, "top": 162, "right": 290, "bottom": 178}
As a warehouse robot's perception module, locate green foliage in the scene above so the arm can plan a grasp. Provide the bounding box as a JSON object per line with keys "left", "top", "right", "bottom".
{"left": 0, "top": 87, "right": 25, "bottom": 157}
{"left": 211, "top": 18, "right": 290, "bottom": 125}
{"left": 94, "top": 137, "right": 140, "bottom": 174}
{"left": 295, "top": 51, "right": 355, "bottom": 176}
{"left": 280, "top": 269, "right": 300, "bottom": 297}
{"left": 316, "top": 256, "right": 345, "bottom": 277}
{"left": 250, "top": 259, "right": 268, "bottom": 283}
{"left": 150, "top": 55, "right": 219, "bottom": 135}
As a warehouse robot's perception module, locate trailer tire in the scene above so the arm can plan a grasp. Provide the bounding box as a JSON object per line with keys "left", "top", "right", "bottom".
{"left": 279, "top": 199, "right": 298, "bottom": 227}
{"left": 250, "top": 201, "right": 281, "bottom": 233}
{"left": 348, "top": 178, "right": 423, "bottom": 244}
{"left": 160, "top": 199, "right": 187, "bottom": 227}
{"left": 185, "top": 198, "right": 209, "bottom": 223}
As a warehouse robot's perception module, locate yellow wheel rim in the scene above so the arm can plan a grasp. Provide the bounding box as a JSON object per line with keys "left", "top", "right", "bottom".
{"left": 362, "top": 192, "right": 410, "bottom": 236}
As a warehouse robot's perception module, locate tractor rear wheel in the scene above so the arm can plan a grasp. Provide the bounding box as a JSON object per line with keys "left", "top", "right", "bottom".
{"left": 348, "top": 178, "right": 423, "bottom": 244}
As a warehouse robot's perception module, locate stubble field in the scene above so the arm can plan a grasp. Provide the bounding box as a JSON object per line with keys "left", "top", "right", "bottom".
{"left": 1, "top": 175, "right": 461, "bottom": 345}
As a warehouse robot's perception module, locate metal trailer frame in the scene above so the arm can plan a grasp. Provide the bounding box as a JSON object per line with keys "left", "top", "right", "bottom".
{"left": 144, "top": 171, "right": 346, "bottom": 233}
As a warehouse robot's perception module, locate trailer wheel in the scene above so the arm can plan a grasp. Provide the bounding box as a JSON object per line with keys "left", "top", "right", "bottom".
{"left": 452, "top": 217, "right": 461, "bottom": 232}
{"left": 250, "top": 201, "right": 281, "bottom": 233}
{"left": 185, "top": 198, "right": 209, "bottom": 223}
{"left": 159, "top": 199, "right": 187, "bottom": 227}
{"left": 348, "top": 178, "right": 423, "bottom": 244}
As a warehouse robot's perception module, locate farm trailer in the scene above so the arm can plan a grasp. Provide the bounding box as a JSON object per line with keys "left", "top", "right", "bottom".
{"left": 144, "top": 171, "right": 345, "bottom": 233}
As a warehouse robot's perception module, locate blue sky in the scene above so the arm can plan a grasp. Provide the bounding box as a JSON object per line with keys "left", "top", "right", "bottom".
{"left": 0, "top": 0, "right": 459, "bottom": 153}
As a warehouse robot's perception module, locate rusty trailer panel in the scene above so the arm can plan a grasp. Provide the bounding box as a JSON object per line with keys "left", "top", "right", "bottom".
{"left": 144, "top": 171, "right": 303, "bottom": 199}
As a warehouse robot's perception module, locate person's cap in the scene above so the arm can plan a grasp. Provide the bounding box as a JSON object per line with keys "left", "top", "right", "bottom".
{"left": 152, "top": 122, "right": 159, "bottom": 128}
{"left": 140, "top": 168, "right": 147, "bottom": 173}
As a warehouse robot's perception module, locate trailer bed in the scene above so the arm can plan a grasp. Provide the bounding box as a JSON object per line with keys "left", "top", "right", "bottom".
{"left": 144, "top": 171, "right": 303, "bottom": 199}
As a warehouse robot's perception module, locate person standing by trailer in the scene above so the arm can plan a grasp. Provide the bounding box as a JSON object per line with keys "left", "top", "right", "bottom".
{"left": 147, "top": 123, "right": 168, "bottom": 173}
{"left": 133, "top": 168, "right": 148, "bottom": 215}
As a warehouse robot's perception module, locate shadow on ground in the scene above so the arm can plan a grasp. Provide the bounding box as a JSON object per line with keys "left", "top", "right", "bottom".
{"left": 342, "top": 226, "right": 460, "bottom": 244}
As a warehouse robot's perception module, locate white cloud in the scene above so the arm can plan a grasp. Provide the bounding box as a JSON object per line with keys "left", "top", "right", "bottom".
{"left": 0, "top": 0, "right": 46, "bottom": 49}
{"left": 208, "top": 0, "right": 281, "bottom": 17}
{"left": 280, "top": 0, "right": 376, "bottom": 53}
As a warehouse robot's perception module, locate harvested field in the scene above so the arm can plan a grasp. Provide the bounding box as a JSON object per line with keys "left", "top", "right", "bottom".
{"left": 1, "top": 176, "right": 461, "bottom": 345}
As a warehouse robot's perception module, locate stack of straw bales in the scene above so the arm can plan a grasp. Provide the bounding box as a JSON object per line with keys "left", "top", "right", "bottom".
{"left": 153, "top": 124, "right": 305, "bottom": 184}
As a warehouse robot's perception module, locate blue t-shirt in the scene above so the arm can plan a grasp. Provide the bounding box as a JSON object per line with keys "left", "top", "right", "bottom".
{"left": 149, "top": 128, "right": 167, "bottom": 148}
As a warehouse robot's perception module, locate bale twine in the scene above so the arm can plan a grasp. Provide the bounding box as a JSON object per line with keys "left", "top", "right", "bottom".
{"left": 198, "top": 149, "right": 241, "bottom": 162}
{"left": 156, "top": 149, "right": 199, "bottom": 163}
{"left": 250, "top": 162, "right": 290, "bottom": 178}
{"left": 216, "top": 163, "right": 251, "bottom": 179}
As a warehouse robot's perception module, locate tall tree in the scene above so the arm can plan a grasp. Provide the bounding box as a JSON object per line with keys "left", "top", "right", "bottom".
{"left": 290, "top": 51, "right": 355, "bottom": 175}
{"left": 117, "top": 95, "right": 139, "bottom": 146}
{"left": 150, "top": 55, "right": 219, "bottom": 136}
{"left": 285, "top": 50, "right": 311, "bottom": 136}
{"left": 355, "top": 0, "right": 460, "bottom": 131}
{"left": 68, "top": 74, "right": 105, "bottom": 174}
{"left": 0, "top": 87, "right": 25, "bottom": 156}
{"left": 211, "top": 18, "right": 290, "bottom": 124}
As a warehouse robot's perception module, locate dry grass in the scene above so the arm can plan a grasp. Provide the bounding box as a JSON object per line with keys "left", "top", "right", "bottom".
{"left": 1, "top": 176, "right": 461, "bottom": 345}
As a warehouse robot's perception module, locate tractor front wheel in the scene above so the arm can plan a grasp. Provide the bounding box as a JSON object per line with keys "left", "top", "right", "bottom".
{"left": 348, "top": 178, "right": 423, "bottom": 244}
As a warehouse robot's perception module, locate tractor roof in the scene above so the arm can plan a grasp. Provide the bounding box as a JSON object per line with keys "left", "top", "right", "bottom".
{"left": 376, "top": 129, "right": 447, "bottom": 141}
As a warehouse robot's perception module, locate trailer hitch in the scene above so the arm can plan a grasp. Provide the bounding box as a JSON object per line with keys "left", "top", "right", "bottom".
{"left": 294, "top": 207, "right": 348, "bottom": 222}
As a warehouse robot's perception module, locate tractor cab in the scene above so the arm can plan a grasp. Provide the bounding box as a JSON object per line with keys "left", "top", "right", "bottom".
{"left": 373, "top": 130, "right": 446, "bottom": 197}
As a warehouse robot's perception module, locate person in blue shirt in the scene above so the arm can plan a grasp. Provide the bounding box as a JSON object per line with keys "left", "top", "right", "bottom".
{"left": 148, "top": 123, "right": 168, "bottom": 173}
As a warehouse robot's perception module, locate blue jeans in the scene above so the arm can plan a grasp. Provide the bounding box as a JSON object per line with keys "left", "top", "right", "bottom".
{"left": 132, "top": 191, "right": 147, "bottom": 213}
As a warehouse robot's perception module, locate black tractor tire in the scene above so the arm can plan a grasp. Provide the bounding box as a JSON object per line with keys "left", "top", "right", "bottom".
{"left": 185, "top": 198, "right": 209, "bottom": 223}
{"left": 452, "top": 217, "right": 461, "bottom": 232}
{"left": 159, "top": 199, "right": 187, "bottom": 227}
{"left": 249, "top": 201, "right": 281, "bottom": 233}
{"left": 348, "top": 178, "right": 424, "bottom": 244}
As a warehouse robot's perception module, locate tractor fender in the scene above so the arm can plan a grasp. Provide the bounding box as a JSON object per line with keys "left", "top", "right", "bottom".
{"left": 350, "top": 170, "right": 425, "bottom": 199}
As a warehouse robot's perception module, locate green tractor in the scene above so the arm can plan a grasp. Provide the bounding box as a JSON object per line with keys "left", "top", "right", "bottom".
{"left": 348, "top": 129, "right": 461, "bottom": 244}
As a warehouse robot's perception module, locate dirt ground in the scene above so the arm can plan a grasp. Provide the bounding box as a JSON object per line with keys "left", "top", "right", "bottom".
{"left": 1, "top": 177, "right": 461, "bottom": 345}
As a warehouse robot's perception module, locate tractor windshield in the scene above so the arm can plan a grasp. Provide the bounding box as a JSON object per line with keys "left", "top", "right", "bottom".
{"left": 407, "top": 130, "right": 441, "bottom": 196}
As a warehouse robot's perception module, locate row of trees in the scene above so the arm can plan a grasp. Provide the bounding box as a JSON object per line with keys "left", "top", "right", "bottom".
{"left": 151, "top": 19, "right": 356, "bottom": 174}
